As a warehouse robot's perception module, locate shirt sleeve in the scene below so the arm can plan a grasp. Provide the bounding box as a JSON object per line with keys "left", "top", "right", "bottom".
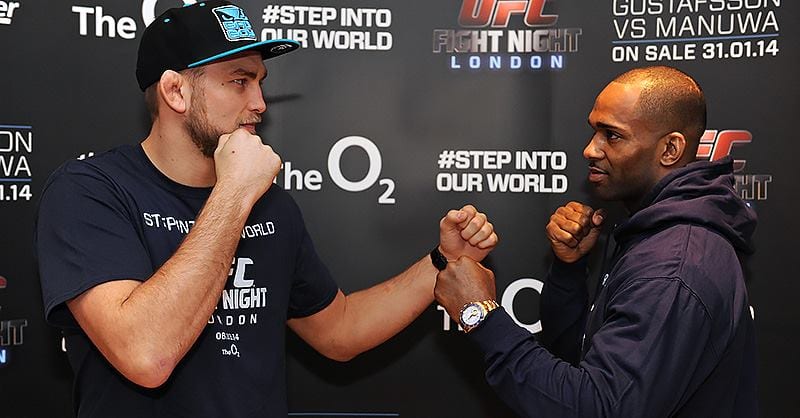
{"left": 285, "top": 198, "right": 338, "bottom": 319}
{"left": 469, "top": 277, "right": 712, "bottom": 418}
{"left": 35, "top": 163, "right": 152, "bottom": 329}
{"left": 539, "top": 257, "right": 590, "bottom": 364}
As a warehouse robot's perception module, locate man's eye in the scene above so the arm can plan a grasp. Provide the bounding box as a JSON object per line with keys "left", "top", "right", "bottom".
{"left": 232, "top": 79, "right": 246, "bottom": 86}
{"left": 605, "top": 130, "right": 621, "bottom": 141}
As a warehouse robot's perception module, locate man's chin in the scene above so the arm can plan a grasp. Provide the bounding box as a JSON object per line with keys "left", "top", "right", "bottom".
{"left": 192, "top": 138, "right": 219, "bottom": 158}
{"left": 588, "top": 184, "right": 615, "bottom": 202}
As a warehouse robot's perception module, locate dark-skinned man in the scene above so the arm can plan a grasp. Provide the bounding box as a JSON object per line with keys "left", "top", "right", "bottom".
{"left": 434, "top": 66, "right": 757, "bottom": 417}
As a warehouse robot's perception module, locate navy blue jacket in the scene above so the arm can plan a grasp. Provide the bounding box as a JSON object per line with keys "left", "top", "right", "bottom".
{"left": 469, "top": 157, "right": 758, "bottom": 417}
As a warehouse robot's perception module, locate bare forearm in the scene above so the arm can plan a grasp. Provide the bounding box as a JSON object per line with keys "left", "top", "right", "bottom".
{"left": 129, "top": 189, "right": 248, "bottom": 352}
{"left": 73, "top": 185, "right": 253, "bottom": 384}
{"left": 324, "top": 256, "right": 438, "bottom": 360}
{"left": 289, "top": 205, "right": 498, "bottom": 362}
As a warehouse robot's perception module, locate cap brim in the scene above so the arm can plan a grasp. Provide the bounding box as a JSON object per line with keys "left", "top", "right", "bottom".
{"left": 188, "top": 39, "right": 300, "bottom": 68}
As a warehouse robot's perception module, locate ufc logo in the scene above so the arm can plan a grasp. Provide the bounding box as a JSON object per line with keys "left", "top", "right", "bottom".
{"left": 230, "top": 257, "right": 254, "bottom": 288}
{"left": 458, "top": 0, "right": 557, "bottom": 28}
{"left": 697, "top": 130, "right": 751, "bottom": 172}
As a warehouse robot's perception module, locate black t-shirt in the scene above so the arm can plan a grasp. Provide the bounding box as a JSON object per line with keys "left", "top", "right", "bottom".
{"left": 35, "top": 144, "right": 338, "bottom": 417}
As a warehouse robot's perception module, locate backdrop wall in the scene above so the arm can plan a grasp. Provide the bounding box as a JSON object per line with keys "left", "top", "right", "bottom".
{"left": 1, "top": 1, "right": 797, "bottom": 416}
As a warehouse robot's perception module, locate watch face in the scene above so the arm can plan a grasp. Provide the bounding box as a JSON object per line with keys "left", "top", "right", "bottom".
{"left": 460, "top": 304, "right": 483, "bottom": 327}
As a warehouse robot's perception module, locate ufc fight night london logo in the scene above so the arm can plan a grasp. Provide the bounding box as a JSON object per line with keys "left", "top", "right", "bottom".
{"left": 1, "top": 276, "right": 29, "bottom": 367}
{"left": 457, "top": 0, "right": 557, "bottom": 27}
{"left": 696, "top": 130, "right": 771, "bottom": 201}
{"left": 433, "top": 0, "right": 583, "bottom": 71}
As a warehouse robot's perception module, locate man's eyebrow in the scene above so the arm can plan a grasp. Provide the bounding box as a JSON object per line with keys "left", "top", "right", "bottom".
{"left": 231, "top": 68, "right": 266, "bottom": 81}
{"left": 594, "top": 121, "right": 623, "bottom": 132}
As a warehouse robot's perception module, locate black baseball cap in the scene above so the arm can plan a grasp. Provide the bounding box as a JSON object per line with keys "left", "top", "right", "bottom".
{"left": 136, "top": 0, "right": 299, "bottom": 91}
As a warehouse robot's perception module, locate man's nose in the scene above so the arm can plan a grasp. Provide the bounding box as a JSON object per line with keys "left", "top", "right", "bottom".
{"left": 583, "top": 134, "right": 603, "bottom": 160}
{"left": 250, "top": 88, "right": 267, "bottom": 114}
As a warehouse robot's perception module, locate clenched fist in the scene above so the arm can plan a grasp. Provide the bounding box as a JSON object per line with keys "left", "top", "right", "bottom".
{"left": 439, "top": 204, "right": 498, "bottom": 262}
{"left": 434, "top": 256, "right": 496, "bottom": 322}
{"left": 214, "top": 128, "right": 281, "bottom": 206}
{"left": 545, "top": 201, "right": 605, "bottom": 263}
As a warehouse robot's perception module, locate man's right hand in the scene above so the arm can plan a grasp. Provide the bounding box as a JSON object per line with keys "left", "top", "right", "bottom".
{"left": 213, "top": 128, "right": 281, "bottom": 205}
{"left": 434, "top": 256, "right": 497, "bottom": 323}
{"left": 545, "top": 201, "right": 605, "bottom": 263}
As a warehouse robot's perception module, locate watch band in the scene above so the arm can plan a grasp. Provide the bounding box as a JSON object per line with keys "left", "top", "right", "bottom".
{"left": 430, "top": 246, "right": 448, "bottom": 271}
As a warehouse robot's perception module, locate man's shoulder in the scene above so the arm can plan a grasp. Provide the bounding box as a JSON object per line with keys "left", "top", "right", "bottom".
{"left": 618, "top": 223, "right": 743, "bottom": 298}
{"left": 642, "top": 222, "right": 739, "bottom": 265}
{"left": 38, "top": 144, "right": 154, "bottom": 215}
{"left": 616, "top": 225, "right": 692, "bottom": 275}
{"left": 253, "top": 185, "right": 303, "bottom": 221}
{"left": 626, "top": 222, "right": 736, "bottom": 258}
{"left": 46, "top": 144, "right": 142, "bottom": 185}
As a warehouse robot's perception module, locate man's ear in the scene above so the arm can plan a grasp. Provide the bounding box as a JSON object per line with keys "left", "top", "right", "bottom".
{"left": 157, "top": 70, "right": 189, "bottom": 114}
{"left": 660, "top": 132, "right": 686, "bottom": 167}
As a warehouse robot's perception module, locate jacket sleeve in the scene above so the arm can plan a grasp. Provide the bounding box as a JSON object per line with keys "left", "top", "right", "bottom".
{"left": 539, "top": 258, "right": 589, "bottom": 364}
{"left": 469, "top": 277, "right": 713, "bottom": 418}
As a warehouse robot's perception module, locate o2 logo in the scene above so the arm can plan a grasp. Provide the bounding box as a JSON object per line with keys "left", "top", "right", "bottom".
{"left": 327, "top": 136, "right": 396, "bottom": 205}
{"left": 276, "top": 136, "right": 397, "bottom": 205}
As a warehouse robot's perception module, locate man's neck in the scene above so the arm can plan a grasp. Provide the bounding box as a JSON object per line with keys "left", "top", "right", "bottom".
{"left": 141, "top": 120, "right": 217, "bottom": 187}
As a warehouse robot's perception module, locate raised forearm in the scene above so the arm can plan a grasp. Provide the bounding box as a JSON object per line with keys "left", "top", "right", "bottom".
{"left": 289, "top": 204, "right": 498, "bottom": 362}
{"left": 128, "top": 188, "right": 250, "bottom": 352}
{"left": 290, "top": 255, "right": 437, "bottom": 362}
{"left": 63, "top": 130, "right": 282, "bottom": 387}
{"left": 69, "top": 185, "right": 254, "bottom": 386}
{"left": 539, "top": 258, "right": 589, "bottom": 363}
{"left": 342, "top": 256, "right": 437, "bottom": 354}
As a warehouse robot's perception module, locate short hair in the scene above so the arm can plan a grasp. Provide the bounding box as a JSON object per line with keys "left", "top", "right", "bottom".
{"left": 143, "top": 67, "right": 206, "bottom": 122}
{"left": 613, "top": 66, "right": 706, "bottom": 147}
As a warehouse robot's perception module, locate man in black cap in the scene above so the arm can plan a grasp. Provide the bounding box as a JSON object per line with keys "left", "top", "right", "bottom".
{"left": 35, "top": 2, "right": 497, "bottom": 416}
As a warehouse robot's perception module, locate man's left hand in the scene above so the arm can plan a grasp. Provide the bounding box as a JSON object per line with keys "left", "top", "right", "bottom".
{"left": 439, "top": 205, "right": 498, "bottom": 262}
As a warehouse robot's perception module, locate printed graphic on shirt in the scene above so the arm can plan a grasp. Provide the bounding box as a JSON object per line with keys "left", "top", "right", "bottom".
{"left": 143, "top": 211, "right": 275, "bottom": 239}
{"left": 140, "top": 211, "right": 277, "bottom": 359}
{"left": 209, "top": 257, "right": 269, "bottom": 360}
{"left": 220, "top": 257, "right": 268, "bottom": 311}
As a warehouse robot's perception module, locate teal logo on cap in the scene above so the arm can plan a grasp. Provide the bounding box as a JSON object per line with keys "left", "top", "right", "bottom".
{"left": 212, "top": 5, "right": 256, "bottom": 41}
